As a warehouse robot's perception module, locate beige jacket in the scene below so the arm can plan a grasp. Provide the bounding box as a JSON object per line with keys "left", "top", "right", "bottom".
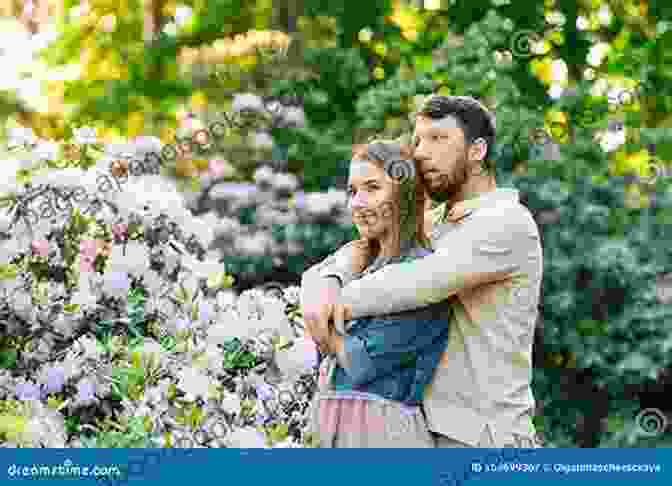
{"left": 301, "top": 188, "right": 543, "bottom": 446}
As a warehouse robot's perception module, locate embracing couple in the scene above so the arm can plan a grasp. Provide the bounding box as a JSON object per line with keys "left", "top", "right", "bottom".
{"left": 300, "top": 95, "right": 543, "bottom": 448}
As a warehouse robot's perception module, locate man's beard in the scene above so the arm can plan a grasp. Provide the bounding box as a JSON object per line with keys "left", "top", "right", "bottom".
{"left": 425, "top": 155, "right": 469, "bottom": 204}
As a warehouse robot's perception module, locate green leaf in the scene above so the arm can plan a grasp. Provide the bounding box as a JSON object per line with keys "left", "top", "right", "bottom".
{"left": 0, "top": 349, "right": 18, "bottom": 369}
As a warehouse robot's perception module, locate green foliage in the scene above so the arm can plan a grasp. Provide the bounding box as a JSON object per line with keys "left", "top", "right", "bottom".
{"left": 79, "top": 416, "right": 160, "bottom": 448}
{"left": 222, "top": 338, "right": 258, "bottom": 370}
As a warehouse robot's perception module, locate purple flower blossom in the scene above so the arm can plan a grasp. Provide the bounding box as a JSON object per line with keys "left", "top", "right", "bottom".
{"left": 198, "top": 301, "right": 214, "bottom": 322}
{"left": 15, "top": 381, "right": 42, "bottom": 401}
{"left": 107, "top": 272, "right": 130, "bottom": 292}
{"left": 256, "top": 383, "right": 274, "bottom": 401}
{"left": 42, "top": 366, "right": 65, "bottom": 395}
{"left": 176, "top": 317, "right": 192, "bottom": 331}
{"left": 255, "top": 413, "right": 271, "bottom": 426}
{"left": 297, "top": 337, "right": 319, "bottom": 368}
{"left": 77, "top": 379, "right": 97, "bottom": 403}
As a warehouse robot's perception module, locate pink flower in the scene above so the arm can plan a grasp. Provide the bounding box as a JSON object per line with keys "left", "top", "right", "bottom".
{"left": 79, "top": 239, "right": 97, "bottom": 259}
{"left": 208, "top": 159, "right": 228, "bottom": 178}
{"left": 111, "top": 223, "right": 128, "bottom": 242}
{"left": 79, "top": 239, "right": 97, "bottom": 272}
{"left": 30, "top": 239, "right": 49, "bottom": 258}
{"left": 79, "top": 259, "right": 95, "bottom": 273}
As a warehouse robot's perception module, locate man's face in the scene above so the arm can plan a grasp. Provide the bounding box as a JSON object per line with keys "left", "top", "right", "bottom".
{"left": 413, "top": 115, "right": 471, "bottom": 203}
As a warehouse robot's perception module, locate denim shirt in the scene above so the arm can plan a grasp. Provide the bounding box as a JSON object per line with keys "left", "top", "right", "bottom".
{"left": 329, "top": 245, "right": 454, "bottom": 406}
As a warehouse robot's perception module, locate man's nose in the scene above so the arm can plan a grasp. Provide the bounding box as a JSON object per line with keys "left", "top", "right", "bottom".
{"left": 413, "top": 142, "right": 430, "bottom": 161}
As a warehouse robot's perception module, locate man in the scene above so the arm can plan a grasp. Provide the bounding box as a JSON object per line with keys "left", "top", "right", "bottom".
{"left": 300, "top": 95, "right": 543, "bottom": 448}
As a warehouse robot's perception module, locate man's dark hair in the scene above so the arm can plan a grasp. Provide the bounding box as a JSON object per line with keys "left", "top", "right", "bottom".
{"left": 416, "top": 95, "right": 496, "bottom": 174}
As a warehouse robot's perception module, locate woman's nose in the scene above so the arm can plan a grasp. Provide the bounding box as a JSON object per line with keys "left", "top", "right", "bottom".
{"left": 350, "top": 191, "right": 368, "bottom": 209}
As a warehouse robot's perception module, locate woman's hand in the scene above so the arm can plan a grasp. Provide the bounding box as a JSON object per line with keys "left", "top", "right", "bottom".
{"left": 349, "top": 238, "right": 373, "bottom": 274}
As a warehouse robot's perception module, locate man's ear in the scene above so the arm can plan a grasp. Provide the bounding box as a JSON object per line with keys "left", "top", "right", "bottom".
{"left": 468, "top": 138, "right": 488, "bottom": 163}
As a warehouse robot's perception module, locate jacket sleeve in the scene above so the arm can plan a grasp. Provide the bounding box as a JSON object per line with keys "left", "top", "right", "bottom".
{"left": 338, "top": 205, "right": 537, "bottom": 319}
{"left": 335, "top": 303, "right": 453, "bottom": 387}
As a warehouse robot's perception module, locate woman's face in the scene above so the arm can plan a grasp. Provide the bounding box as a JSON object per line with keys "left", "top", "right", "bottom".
{"left": 346, "top": 160, "right": 398, "bottom": 240}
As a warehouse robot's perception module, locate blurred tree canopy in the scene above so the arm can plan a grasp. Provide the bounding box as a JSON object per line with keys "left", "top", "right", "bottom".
{"left": 2, "top": 0, "right": 672, "bottom": 447}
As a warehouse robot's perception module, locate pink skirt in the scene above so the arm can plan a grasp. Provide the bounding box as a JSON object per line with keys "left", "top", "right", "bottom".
{"left": 309, "top": 358, "right": 436, "bottom": 448}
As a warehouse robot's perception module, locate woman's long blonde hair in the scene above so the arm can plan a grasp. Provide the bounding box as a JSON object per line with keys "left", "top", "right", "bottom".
{"left": 350, "top": 140, "right": 431, "bottom": 260}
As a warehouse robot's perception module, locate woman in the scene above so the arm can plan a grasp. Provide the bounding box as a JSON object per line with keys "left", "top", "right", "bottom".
{"left": 308, "top": 139, "right": 456, "bottom": 448}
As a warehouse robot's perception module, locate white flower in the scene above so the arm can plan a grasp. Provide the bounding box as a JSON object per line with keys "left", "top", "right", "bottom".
{"left": 177, "top": 366, "right": 211, "bottom": 398}
{"left": 225, "top": 427, "right": 268, "bottom": 448}
{"left": 272, "top": 173, "right": 298, "bottom": 192}
{"left": 175, "top": 6, "right": 193, "bottom": 27}
{"left": 274, "top": 337, "right": 319, "bottom": 381}
{"left": 71, "top": 277, "right": 98, "bottom": 310}
{"left": 74, "top": 335, "right": 101, "bottom": 360}
{"left": 32, "top": 140, "right": 59, "bottom": 161}
{"left": 253, "top": 166, "right": 274, "bottom": 186}
{"left": 160, "top": 246, "right": 182, "bottom": 275}
{"left": 0, "top": 212, "right": 12, "bottom": 234}
{"left": 7, "top": 126, "right": 36, "bottom": 148}
{"left": 0, "top": 158, "right": 28, "bottom": 193}
{"left": 73, "top": 126, "right": 97, "bottom": 145}
{"left": 137, "top": 339, "right": 164, "bottom": 367}
{"left": 181, "top": 217, "right": 215, "bottom": 248}
{"left": 215, "top": 290, "right": 237, "bottom": 310}
{"left": 31, "top": 168, "right": 93, "bottom": 190}
{"left": 236, "top": 232, "right": 270, "bottom": 255}
{"left": 183, "top": 255, "right": 221, "bottom": 280}
{"left": 108, "top": 241, "right": 149, "bottom": 276}
{"left": 220, "top": 392, "right": 242, "bottom": 415}
{"left": 281, "top": 106, "right": 306, "bottom": 128}
{"left": 141, "top": 269, "right": 163, "bottom": 295}
{"left": 598, "top": 126, "right": 626, "bottom": 152}
{"left": 51, "top": 314, "right": 76, "bottom": 339}
{"left": 130, "top": 135, "right": 163, "bottom": 155}
{"left": 232, "top": 93, "right": 264, "bottom": 113}
{"left": 304, "top": 192, "right": 333, "bottom": 216}
{"left": 213, "top": 216, "right": 241, "bottom": 238}
{"left": 207, "top": 311, "right": 260, "bottom": 343}
{"left": 101, "top": 271, "right": 131, "bottom": 298}
{"left": 251, "top": 132, "right": 274, "bottom": 150}
{"left": 118, "top": 175, "right": 185, "bottom": 218}
{"left": 11, "top": 291, "right": 32, "bottom": 316}
{"left": 258, "top": 296, "right": 292, "bottom": 338}
{"left": 104, "top": 142, "right": 136, "bottom": 158}
{"left": 25, "top": 402, "right": 67, "bottom": 448}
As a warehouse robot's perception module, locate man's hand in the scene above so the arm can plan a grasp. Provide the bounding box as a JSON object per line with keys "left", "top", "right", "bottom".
{"left": 302, "top": 277, "right": 341, "bottom": 349}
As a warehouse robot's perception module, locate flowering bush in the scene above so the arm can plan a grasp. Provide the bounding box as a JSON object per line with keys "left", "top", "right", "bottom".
{"left": 0, "top": 129, "right": 324, "bottom": 448}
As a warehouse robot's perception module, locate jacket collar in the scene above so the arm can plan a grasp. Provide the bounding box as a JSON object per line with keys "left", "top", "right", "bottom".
{"left": 439, "top": 188, "right": 519, "bottom": 223}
